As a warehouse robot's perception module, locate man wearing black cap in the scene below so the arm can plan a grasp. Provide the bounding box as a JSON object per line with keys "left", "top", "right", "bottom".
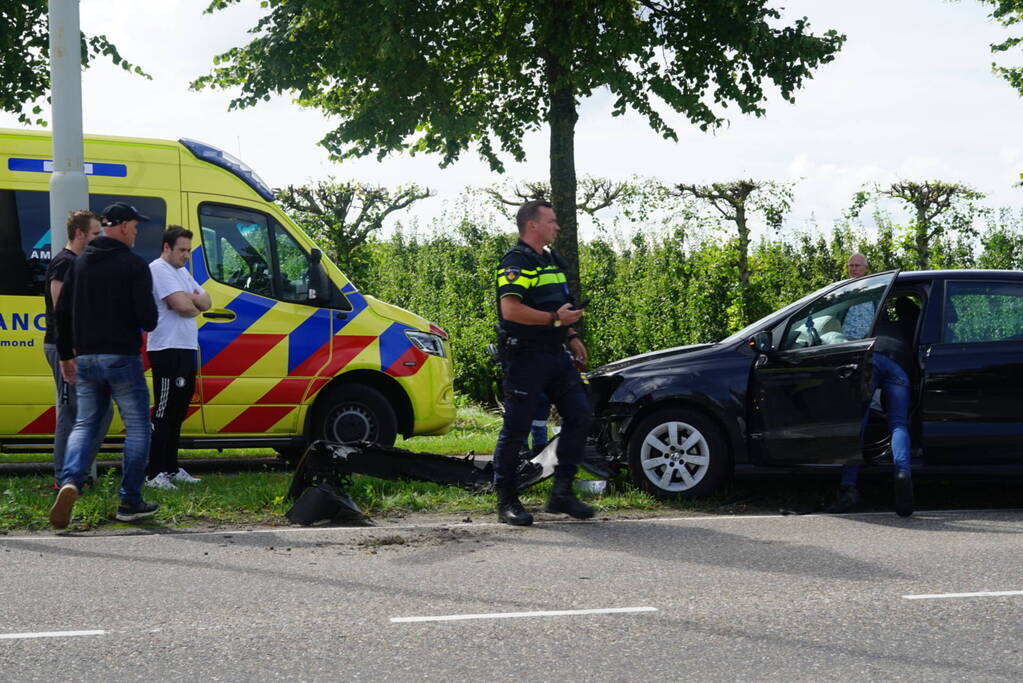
{"left": 49, "top": 202, "right": 160, "bottom": 528}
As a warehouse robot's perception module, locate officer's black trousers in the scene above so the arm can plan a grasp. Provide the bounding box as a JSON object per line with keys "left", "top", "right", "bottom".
{"left": 146, "top": 348, "right": 197, "bottom": 478}
{"left": 492, "top": 347, "right": 592, "bottom": 488}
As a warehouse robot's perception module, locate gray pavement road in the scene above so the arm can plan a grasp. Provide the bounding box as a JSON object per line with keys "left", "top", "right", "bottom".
{"left": 2, "top": 510, "right": 1021, "bottom": 682}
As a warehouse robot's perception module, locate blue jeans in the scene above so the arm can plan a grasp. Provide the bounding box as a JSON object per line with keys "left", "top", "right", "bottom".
{"left": 59, "top": 354, "right": 152, "bottom": 503}
{"left": 44, "top": 344, "right": 113, "bottom": 478}
{"left": 840, "top": 353, "right": 912, "bottom": 488}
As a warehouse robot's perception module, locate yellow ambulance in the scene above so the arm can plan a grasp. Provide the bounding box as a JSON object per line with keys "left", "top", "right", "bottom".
{"left": 0, "top": 129, "right": 455, "bottom": 457}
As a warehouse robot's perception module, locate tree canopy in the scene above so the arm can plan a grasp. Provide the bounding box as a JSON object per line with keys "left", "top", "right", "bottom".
{"left": 0, "top": 1, "right": 148, "bottom": 126}
{"left": 194, "top": 0, "right": 844, "bottom": 296}
{"left": 979, "top": 0, "right": 1023, "bottom": 95}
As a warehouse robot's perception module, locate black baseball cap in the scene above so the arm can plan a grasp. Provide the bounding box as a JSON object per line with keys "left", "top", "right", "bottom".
{"left": 101, "top": 202, "right": 150, "bottom": 226}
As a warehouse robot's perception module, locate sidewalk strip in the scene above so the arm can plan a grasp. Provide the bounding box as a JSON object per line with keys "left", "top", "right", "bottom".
{"left": 391, "top": 606, "right": 657, "bottom": 623}
{"left": 903, "top": 590, "right": 1023, "bottom": 600}
{"left": 0, "top": 630, "right": 106, "bottom": 640}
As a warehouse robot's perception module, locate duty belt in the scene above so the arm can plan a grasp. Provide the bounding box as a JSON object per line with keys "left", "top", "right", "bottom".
{"left": 505, "top": 337, "right": 565, "bottom": 354}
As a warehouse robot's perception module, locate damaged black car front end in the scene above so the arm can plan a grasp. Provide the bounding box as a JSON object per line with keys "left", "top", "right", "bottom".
{"left": 587, "top": 341, "right": 756, "bottom": 499}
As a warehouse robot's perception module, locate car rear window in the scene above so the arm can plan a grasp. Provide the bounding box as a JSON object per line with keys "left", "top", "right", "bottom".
{"left": 943, "top": 281, "right": 1023, "bottom": 343}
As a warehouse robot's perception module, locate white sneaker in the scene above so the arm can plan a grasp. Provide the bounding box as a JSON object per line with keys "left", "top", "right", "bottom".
{"left": 171, "top": 467, "right": 201, "bottom": 484}
{"left": 145, "top": 472, "right": 177, "bottom": 490}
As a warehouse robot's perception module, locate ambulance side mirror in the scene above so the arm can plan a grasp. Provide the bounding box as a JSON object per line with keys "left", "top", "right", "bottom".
{"left": 307, "top": 249, "right": 330, "bottom": 304}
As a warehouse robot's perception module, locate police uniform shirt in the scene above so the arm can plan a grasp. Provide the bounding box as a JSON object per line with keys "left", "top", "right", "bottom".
{"left": 496, "top": 240, "right": 573, "bottom": 342}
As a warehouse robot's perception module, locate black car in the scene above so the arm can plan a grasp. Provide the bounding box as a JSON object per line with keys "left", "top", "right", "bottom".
{"left": 587, "top": 269, "right": 1023, "bottom": 498}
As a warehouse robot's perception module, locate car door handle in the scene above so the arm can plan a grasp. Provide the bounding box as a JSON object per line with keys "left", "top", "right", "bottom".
{"left": 203, "top": 310, "right": 236, "bottom": 321}
{"left": 835, "top": 363, "right": 858, "bottom": 379}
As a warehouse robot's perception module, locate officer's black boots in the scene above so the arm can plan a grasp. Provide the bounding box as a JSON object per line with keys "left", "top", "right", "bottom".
{"left": 496, "top": 488, "right": 533, "bottom": 526}
{"left": 545, "top": 476, "right": 595, "bottom": 520}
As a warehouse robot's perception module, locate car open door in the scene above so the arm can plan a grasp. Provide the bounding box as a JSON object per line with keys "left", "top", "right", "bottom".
{"left": 750, "top": 270, "right": 899, "bottom": 465}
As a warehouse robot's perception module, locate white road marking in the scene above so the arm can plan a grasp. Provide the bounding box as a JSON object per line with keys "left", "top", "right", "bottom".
{"left": 0, "top": 630, "right": 106, "bottom": 640}
{"left": 391, "top": 606, "right": 657, "bottom": 623}
{"left": 903, "top": 590, "right": 1023, "bottom": 600}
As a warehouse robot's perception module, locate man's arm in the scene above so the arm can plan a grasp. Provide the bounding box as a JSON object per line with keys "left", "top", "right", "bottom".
{"left": 135, "top": 264, "right": 159, "bottom": 332}
{"left": 190, "top": 289, "right": 212, "bottom": 312}
{"left": 500, "top": 297, "right": 583, "bottom": 327}
{"left": 55, "top": 268, "right": 75, "bottom": 361}
{"left": 165, "top": 291, "right": 201, "bottom": 318}
{"left": 49, "top": 279, "right": 63, "bottom": 307}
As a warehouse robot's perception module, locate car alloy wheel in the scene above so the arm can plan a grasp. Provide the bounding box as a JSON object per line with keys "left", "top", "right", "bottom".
{"left": 627, "top": 408, "right": 727, "bottom": 499}
{"left": 638, "top": 420, "right": 710, "bottom": 492}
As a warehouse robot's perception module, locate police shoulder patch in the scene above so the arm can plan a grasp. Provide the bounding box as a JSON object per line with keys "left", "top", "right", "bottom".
{"left": 504, "top": 268, "right": 520, "bottom": 282}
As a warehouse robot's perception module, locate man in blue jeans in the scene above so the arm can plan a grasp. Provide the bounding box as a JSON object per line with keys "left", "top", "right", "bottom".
{"left": 49, "top": 203, "right": 159, "bottom": 528}
{"left": 828, "top": 298, "right": 917, "bottom": 517}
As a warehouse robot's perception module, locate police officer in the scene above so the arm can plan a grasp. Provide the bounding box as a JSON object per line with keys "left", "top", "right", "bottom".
{"left": 493, "top": 200, "right": 593, "bottom": 526}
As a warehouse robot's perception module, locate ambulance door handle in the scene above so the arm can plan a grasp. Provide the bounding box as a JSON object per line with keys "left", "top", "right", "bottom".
{"left": 335, "top": 312, "right": 348, "bottom": 320}
{"left": 203, "top": 310, "right": 236, "bottom": 321}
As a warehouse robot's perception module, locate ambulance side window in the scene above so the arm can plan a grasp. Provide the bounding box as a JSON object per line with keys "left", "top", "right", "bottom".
{"left": 0, "top": 190, "right": 39, "bottom": 295}
{"left": 0, "top": 190, "right": 165, "bottom": 296}
{"left": 199, "top": 204, "right": 274, "bottom": 298}
{"left": 271, "top": 223, "right": 311, "bottom": 303}
{"left": 200, "top": 203, "right": 320, "bottom": 304}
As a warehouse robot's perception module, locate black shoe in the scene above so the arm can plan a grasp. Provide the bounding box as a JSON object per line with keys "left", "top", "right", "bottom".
{"left": 824, "top": 485, "right": 861, "bottom": 514}
{"left": 893, "top": 470, "right": 914, "bottom": 517}
{"left": 545, "top": 477, "right": 595, "bottom": 520}
{"left": 116, "top": 500, "right": 159, "bottom": 522}
{"left": 496, "top": 489, "right": 533, "bottom": 526}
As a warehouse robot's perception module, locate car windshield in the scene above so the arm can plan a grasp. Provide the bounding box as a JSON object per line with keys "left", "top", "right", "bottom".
{"left": 718, "top": 280, "right": 847, "bottom": 346}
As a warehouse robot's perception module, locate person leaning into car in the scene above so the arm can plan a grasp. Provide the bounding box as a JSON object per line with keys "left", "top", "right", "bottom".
{"left": 491, "top": 200, "right": 593, "bottom": 526}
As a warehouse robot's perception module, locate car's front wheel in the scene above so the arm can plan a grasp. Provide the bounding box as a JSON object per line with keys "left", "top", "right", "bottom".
{"left": 627, "top": 408, "right": 728, "bottom": 499}
{"left": 313, "top": 384, "right": 398, "bottom": 447}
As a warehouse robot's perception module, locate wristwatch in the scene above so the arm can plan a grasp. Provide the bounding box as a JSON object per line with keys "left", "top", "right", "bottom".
{"left": 550, "top": 310, "right": 562, "bottom": 327}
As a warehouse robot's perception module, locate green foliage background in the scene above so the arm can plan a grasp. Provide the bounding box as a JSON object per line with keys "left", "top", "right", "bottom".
{"left": 316, "top": 200, "right": 1023, "bottom": 404}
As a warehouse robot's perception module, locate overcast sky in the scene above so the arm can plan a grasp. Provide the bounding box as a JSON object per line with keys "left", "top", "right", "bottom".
{"left": 2, "top": 0, "right": 1021, "bottom": 237}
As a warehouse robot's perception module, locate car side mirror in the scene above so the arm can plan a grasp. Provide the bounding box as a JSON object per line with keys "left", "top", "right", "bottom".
{"left": 747, "top": 331, "right": 773, "bottom": 356}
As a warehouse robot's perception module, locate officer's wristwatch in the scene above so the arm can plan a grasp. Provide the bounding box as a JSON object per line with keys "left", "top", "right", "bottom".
{"left": 550, "top": 310, "right": 562, "bottom": 327}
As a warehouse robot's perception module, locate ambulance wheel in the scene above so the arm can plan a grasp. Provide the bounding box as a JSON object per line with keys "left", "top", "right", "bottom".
{"left": 314, "top": 384, "right": 398, "bottom": 447}
{"left": 627, "top": 408, "right": 727, "bottom": 499}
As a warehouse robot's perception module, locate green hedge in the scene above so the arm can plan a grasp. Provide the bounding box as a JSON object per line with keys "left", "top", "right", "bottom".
{"left": 345, "top": 207, "right": 1023, "bottom": 403}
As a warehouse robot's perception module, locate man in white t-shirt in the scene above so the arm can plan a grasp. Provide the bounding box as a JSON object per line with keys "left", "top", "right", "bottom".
{"left": 145, "top": 226, "right": 212, "bottom": 489}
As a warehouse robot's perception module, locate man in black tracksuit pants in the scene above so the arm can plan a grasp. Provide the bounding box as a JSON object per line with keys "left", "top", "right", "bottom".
{"left": 144, "top": 226, "right": 211, "bottom": 489}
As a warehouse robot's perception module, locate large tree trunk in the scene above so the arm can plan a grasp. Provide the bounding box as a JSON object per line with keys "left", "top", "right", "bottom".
{"left": 542, "top": 0, "right": 581, "bottom": 299}
{"left": 548, "top": 86, "right": 580, "bottom": 298}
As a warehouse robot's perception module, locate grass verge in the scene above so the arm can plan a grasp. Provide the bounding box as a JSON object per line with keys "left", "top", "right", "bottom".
{"left": 0, "top": 465, "right": 723, "bottom": 534}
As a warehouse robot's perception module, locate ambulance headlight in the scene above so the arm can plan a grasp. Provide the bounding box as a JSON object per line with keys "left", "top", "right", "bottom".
{"left": 405, "top": 330, "right": 446, "bottom": 358}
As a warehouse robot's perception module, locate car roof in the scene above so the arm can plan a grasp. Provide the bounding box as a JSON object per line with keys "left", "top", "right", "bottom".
{"left": 896, "top": 269, "right": 1023, "bottom": 282}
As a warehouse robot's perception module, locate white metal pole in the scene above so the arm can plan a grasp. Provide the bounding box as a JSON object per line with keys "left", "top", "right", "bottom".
{"left": 48, "top": 0, "right": 88, "bottom": 256}
{"left": 48, "top": 0, "right": 97, "bottom": 481}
